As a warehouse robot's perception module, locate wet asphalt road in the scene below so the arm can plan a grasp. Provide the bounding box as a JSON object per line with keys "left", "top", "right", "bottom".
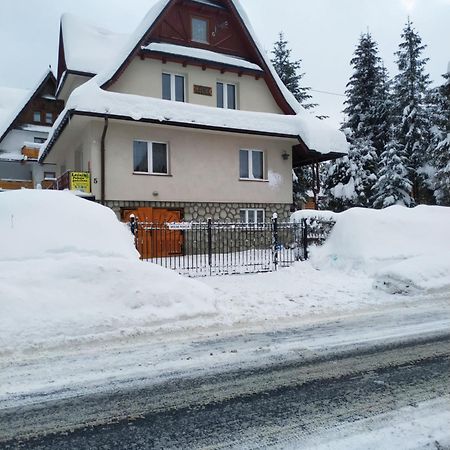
{"left": 2, "top": 333, "right": 449, "bottom": 449}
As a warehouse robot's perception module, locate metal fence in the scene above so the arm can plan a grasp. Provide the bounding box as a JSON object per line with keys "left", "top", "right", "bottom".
{"left": 132, "top": 216, "right": 334, "bottom": 277}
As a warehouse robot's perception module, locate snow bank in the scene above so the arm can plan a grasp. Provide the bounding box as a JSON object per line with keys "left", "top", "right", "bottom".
{"left": 309, "top": 206, "right": 450, "bottom": 294}
{"left": 0, "top": 190, "right": 215, "bottom": 354}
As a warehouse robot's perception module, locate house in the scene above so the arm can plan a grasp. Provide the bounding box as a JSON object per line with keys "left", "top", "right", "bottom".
{"left": 0, "top": 70, "right": 64, "bottom": 191}
{"left": 39, "top": 0, "right": 348, "bottom": 224}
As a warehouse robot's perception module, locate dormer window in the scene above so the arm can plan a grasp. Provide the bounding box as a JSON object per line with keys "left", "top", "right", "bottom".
{"left": 191, "top": 17, "right": 208, "bottom": 43}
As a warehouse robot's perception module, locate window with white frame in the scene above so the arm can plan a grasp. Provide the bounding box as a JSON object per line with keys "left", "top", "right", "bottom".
{"left": 191, "top": 17, "right": 208, "bottom": 43}
{"left": 133, "top": 140, "right": 169, "bottom": 175}
{"left": 217, "top": 82, "right": 236, "bottom": 109}
{"left": 240, "top": 209, "right": 265, "bottom": 225}
{"left": 33, "top": 111, "right": 41, "bottom": 123}
{"left": 239, "top": 149, "right": 264, "bottom": 180}
{"left": 162, "top": 73, "right": 185, "bottom": 102}
{"left": 45, "top": 112, "right": 53, "bottom": 125}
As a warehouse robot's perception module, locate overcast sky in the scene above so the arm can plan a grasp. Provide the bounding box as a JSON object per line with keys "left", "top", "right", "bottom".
{"left": 0, "top": 0, "right": 449, "bottom": 127}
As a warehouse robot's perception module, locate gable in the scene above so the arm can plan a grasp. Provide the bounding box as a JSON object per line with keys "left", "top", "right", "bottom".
{"left": 99, "top": 0, "right": 298, "bottom": 115}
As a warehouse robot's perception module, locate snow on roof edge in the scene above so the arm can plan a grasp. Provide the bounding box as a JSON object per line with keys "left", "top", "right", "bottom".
{"left": 0, "top": 68, "right": 54, "bottom": 143}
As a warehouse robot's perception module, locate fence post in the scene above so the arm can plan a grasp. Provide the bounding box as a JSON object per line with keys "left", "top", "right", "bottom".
{"left": 272, "top": 213, "right": 279, "bottom": 270}
{"left": 302, "top": 218, "right": 308, "bottom": 261}
{"left": 207, "top": 218, "right": 212, "bottom": 276}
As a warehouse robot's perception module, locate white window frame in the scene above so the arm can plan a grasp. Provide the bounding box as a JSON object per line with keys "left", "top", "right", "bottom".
{"left": 217, "top": 82, "right": 237, "bottom": 109}
{"left": 133, "top": 140, "right": 170, "bottom": 175}
{"left": 240, "top": 149, "right": 265, "bottom": 181}
{"left": 33, "top": 111, "right": 41, "bottom": 123}
{"left": 240, "top": 208, "right": 265, "bottom": 225}
{"left": 45, "top": 112, "right": 53, "bottom": 124}
{"left": 162, "top": 72, "right": 186, "bottom": 102}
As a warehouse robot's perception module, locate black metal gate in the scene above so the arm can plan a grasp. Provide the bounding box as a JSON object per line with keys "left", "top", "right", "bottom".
{"left": 133, "top": 216, "right": 311, "bottom": 277}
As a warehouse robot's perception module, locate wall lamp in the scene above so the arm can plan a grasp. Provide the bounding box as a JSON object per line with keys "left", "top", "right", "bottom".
{"left": 282, "top": 151, "right": 290, "bottom": 161}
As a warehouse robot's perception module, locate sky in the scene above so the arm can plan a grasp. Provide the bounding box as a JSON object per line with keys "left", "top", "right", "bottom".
{"left": 0, "top": 0, "right": 449, "bottom": 127}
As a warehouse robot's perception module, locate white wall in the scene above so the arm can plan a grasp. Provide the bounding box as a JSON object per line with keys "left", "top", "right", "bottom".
{"left": 111, "top": 58, "right": 283, "bottom": 115}
{"left": 0, "top": 129, "right": 48, "bottom": 154}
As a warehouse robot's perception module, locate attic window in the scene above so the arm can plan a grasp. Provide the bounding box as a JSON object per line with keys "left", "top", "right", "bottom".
{"left": 192, "top": 17, "right": 208, "bottom": 43}
{"left": 33, "top": 112, "right": 41, "bottom": 123}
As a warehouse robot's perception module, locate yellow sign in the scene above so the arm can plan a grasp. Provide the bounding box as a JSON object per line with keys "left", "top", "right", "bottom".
{"left": 69, "top": 172, "right": 91, "bottom": 193}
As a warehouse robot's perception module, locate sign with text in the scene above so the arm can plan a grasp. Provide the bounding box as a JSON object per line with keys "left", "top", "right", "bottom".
{"left": 167, "top": 222, "right": 193, "bottom": 231}
{"left": 69, "top": 172, "right": 91, "bottom": 193}
{"left": 193, "top": 85, "right": 213, "bottom": 96}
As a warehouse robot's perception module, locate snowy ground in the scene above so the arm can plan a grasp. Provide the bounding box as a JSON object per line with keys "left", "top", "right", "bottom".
{"left": 1, "top": 190, "right": 449, "bottom": 446}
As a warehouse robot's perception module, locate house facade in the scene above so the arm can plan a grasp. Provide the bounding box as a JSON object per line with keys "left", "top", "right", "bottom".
{"left": 40, "top": 0, "right": 348, "bottom": 224}
{"left": 0, "top": 71, "right": 64, "bottom": 191}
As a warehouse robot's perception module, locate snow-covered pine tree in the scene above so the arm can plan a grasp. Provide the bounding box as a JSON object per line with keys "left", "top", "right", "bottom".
{"left": 393, "top": 19, "right": 432, "bottom": 203}
{"left": 372, "top": 127, "right": 414, "bottom": 208}
{"left": 323, "top": 32, "right": 388, "bottom": 210}
{"left": 271, "top": 32, "right": 315, "bottom": 109}
{"left": 431, "top": 71, "right": 450, "bottom": 205}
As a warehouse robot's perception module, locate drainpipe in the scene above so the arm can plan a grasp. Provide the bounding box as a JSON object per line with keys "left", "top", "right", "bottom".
{"left": 100, "top": 116, "right": 109, "bottom": 205}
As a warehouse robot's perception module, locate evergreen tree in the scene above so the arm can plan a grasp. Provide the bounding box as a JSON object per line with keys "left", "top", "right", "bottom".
{"left": 271, "top": 32, "right": 316, "bottom": 110}
{"left": 323, "top": 32, "right": 389, "bottom": 210}
{"left": 372, "top": 127, "right": 414, "bottom": 208}
{"left": 430, "top": 72, "right": 450, "bottom": 205}
{"left": 393, "top": 19, "right": 432, "bottom": 202}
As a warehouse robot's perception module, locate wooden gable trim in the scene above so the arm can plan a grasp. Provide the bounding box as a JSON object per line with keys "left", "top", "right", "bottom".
{"left": 139, "top": 49, "right": 263, "bottom": 77}
{"left": 0, "top": 71, "right": 57, "bottom": 143}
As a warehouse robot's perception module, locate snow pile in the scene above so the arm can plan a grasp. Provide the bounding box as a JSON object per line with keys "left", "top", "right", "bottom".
{"left": 309, "top": 206, "right": 450, "bottom": 294}
{"left": 0, "top": 190, "right": 215, "bottom": 354}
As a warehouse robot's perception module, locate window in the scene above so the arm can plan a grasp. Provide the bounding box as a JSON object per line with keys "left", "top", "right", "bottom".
{"left": 240, "top": 149, "right": 264, "bottom": 180}
{"left": 192, "top": 17, "right": 208, "bottom": 43}
{"left": 133, "top": 140, "right": 168, "bottom": 175}
{"left": 33, "top": 112, "right": 41, "bottom": 123}
{"left": 44, "top": 171, "right": 56, "bottom": 180}
{"left": 217, "top": 82, "right": 236, "bottom": 109}
{"left": 162, "top": 73, "right": 185, "bottom": 102}
{"left": 34, "top": 137, "right": 46, "bottom": 144}
{"left": 240, "top": 209, "right": 265, "bottom": 225}
{"left": 45, "top": 113, "right": 53, "bottom": 125}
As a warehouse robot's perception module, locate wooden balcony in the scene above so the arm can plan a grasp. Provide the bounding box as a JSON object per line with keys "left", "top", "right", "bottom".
{"left": 0, "top": 179, "right": 34, "bottom": 190}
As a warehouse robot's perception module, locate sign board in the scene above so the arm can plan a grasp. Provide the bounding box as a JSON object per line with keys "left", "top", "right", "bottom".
{"left": 193, "top": 85, "right": 212, "bottom": 96}
{"left": 69, "top": 172, "right": 91, "bottom": 193}
{"left": 167, "top": 222, "right": 192, "bottom": 231}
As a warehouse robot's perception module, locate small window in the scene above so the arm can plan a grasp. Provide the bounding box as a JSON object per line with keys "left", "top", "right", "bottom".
{"left": 34, "top": 137, "right": 46, "bottom": 144}
{"left": 33, "top": 112, "right": 41, "bottom": 123}
{"left": 162, "top": 73, "right": 185, "bottom": 102}
{"left": 45, "top": 113, "right": 53, "bottom": 125}
{"left": 44, "top": 171, "right": 56, "bottom": 180}
{"left": 240, "top": 149, "right": 264, "bottom": 180}
{"left": 240, "top": 209, "right": 265, "bottom": 225}
{"left": 217, "top": 82, "right": 236, "bottom": 109}
{"left": 133, "top": 141, "right": 169, "bottom": 175}
{"left": 192, "top": 17, "right": 208, "bottom": 43}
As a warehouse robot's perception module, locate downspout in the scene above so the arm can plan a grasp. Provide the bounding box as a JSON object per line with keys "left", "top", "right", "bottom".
{"left": 100, "top": 116, "right": 109, "bottom": 205}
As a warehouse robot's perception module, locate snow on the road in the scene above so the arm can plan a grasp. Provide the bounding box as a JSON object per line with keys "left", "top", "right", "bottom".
{"left": 294, "top": 398, "right": 450, "bottom": 450}
{"left": 0, "top": 190, "right": 215, "bottom": 356}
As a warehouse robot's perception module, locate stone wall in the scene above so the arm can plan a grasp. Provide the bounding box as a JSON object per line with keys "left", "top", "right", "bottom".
{"left": 105, "top": 200, "right": 292, "bottom": 222}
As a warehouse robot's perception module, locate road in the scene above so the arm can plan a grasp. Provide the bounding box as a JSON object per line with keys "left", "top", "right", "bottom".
{"left": 1, "top": 326, "right": 449, "bottom": 449}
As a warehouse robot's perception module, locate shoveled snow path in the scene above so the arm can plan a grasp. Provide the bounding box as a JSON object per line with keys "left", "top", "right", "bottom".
{"left": 0, "top": 295, "right": 448, "bottom": 412}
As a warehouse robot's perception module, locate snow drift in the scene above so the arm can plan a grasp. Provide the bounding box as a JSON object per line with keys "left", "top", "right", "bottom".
{"left": 306, "top": 206, "right": 450, "bottom": 294}
{"left": 0, "top": 190, "right": 215, "bottom": 354}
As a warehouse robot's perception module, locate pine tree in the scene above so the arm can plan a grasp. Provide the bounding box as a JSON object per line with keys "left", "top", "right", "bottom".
{"left": 323, "top": 32, "right": 388, "bottom": 210}
{"left": 271, "top": 32, "right": 316, "bottom": 110}
{"left": 372, "top": 127, "right": 414, "bottom": 208}
{"left": 393, "top": 19, "right": 432, "bottom": 202}
{"left": 431, "top": 72, "right": 450, "bottom": 205}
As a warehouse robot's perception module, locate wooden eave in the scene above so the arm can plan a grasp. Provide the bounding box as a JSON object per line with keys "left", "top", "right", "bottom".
{"left": 292, "top": 143, "right": 346, "bottom": 167}
{"left": 139, "top": 48, "right": 263, "bottom": 77}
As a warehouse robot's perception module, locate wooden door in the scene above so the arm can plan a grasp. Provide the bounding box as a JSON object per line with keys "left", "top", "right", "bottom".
{"left": 123, "top": 207, "right": 183, "bottom": 259}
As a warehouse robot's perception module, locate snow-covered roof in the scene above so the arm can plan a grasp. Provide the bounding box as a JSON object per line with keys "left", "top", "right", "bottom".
{"left": 61, "top": 13, "right": 129, "bottom": 75}
{"left": 0, "top": 151, "right": 26, "bottom": 162}
{"left": 40, "top": 80, "right": 349, "bottom": 161}
{"left": 142, "top": 42, "right": 263, "bottom": 72}
{"left": 0, "top": 69, "right": 54, "bottom": 143}
{"left": 42, "top": 0, "right": 348, "bottom": 161}
{"left": 0, "top": 87, "right": 30, "bottom": 143}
